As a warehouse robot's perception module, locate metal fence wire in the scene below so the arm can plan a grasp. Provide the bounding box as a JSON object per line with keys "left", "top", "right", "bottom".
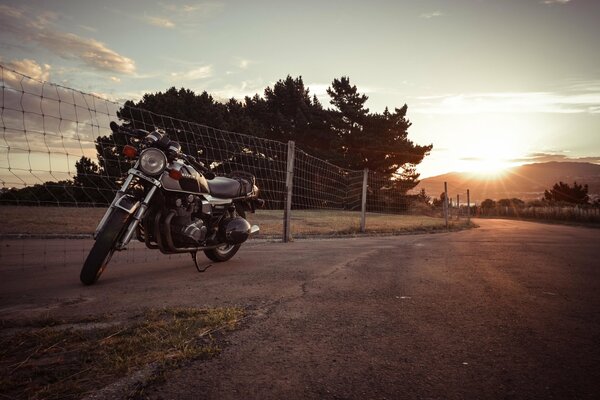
{"left": 0, "top": 63, "right": 434, "bottom": 215}
{"left": 0, "top": 64, "right": 460, "bottom": 269}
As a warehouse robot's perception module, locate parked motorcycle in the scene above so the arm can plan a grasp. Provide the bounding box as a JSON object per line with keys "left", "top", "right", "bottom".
{"left": 80, "top": 122, "right": 263, "bottom": 285}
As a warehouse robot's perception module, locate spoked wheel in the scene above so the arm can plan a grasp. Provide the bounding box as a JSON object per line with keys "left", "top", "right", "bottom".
{"left": 80, "top": 208, "right": 130, "bottom": 285}
{"left": 204, "top": 243, "right": 241, "bottom": 262}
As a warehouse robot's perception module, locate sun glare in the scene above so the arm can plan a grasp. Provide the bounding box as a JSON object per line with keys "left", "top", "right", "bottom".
{"left": 470, "top": 157, "right": 514, "bottom": 177}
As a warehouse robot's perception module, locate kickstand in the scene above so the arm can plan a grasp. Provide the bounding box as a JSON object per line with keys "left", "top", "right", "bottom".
{"left": 191, "top": 251, "right": 212, "bottom": 273}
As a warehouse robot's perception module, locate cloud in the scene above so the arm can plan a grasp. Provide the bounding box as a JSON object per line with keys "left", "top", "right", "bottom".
{"left": 513, "top": 152, "right": 600, "bottom": 164}
{"left": 541, "top": 0, "right": 571, "bottom": 5}
{"left": 0, "top": 5, "right": 135, "bottom": 75}
{"left": 307, "top": 83, "right": 330, "bottom": 97}
{"left": 239, "top": 59, "right": 251, "bottom": 69}
{"left": 170, "top": 65, "right": 213, "bottom": 81}
{"left": 211, "top": 79, "right": 266, "bottom": 101}
{"left": 0, "top": 66, "right": 122, "bottom": 184}
{"left": 0, "top": 4, "right": 23, "bottom": 19}
{"left": 78, "top": 25, "right": 97, "bottom": 33}
{"left": 413, "top": 89, "right": 600, "bottom": 114}
{"left": 159, "top": 2, "right": 224, "bottom": 16}
{"left": 3, "top": 59, "right": 51, "bottom": 81}
{"left": 143, "top": 16, "right": 175, "bottom": 28}
{"left": 420, "top": 11, "right": 443, "bottom": 19}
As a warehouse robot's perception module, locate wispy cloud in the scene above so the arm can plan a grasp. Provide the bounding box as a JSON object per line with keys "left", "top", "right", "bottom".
{"left": 413, "top": 88, "right": 600, "bottom": 114}
{"left": 420, "top": 11, "right": 443, "bottom": 19}
{"left": 540, "top": 0, "right": 571, "bottom": 5}
{"left": 170, "top": 65, "right": 213, "bottom": 81}
{"left": 160, "top": 2, "right": 225, "bottom": 16}
{"left": 514, "top": 152, "right": 600, "bottom": 164}
{"left": 0, "top": 5, "right": 135, "bottom": 74}
{"left": 211, "top": 79, "right": 266, "bottom": 101}
{"left": 78, "top": 24, "right": 97, "bottom": 33}
{"left": 238, "top": 59, "right": 251, "bottom": 69}
{"left": 143, "top": 16, "right": 175, "bottom": 28}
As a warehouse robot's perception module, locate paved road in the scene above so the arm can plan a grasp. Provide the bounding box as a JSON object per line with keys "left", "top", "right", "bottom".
{"left": 1, "top": 219, "right": 599, "bottom": 399}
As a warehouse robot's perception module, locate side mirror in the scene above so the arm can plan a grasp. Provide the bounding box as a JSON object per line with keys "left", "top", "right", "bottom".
{"left": 109, "top": 121, "right": 119, "bottom": 132}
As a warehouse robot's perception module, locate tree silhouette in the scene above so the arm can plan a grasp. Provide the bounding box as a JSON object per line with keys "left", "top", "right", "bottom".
{"left": 544, "top": 181, "right": 589, "bottom": 204}
{"left": 326, "top": 77, "right": 431, "bottom": 188}
{"left": 481, "top": 199, "right": 496, "bottom": 209}
{"left": 497, "top": 198, "right": 524, "bottom": 208}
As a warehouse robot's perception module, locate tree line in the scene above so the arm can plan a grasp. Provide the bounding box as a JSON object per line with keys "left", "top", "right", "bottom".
{"left": 478, "top": 181, "right": 595, "bottom": 209}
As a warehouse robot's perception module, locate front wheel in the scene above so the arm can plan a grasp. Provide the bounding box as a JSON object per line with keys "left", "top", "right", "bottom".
{"left": 80, "top": 208, "right": 130, "bottom": 285}
{"left": 204, "top": 243, "right": 241, "bottom": 262}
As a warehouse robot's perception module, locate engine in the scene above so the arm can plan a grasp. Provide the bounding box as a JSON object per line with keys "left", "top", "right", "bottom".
{"left": 167, "top": 194, "right": 251, "bottom": 246}
{"left": 169, "top": 194, "right": 207, "bottom": 245}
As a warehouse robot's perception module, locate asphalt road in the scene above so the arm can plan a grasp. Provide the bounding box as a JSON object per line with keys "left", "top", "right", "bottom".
{"left": 1, "top": 219, "right": 599, "bottom": 399}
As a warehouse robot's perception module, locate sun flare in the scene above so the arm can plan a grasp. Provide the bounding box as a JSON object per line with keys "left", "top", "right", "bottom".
{"left": 469, "top": 157, "right": 514, "bottom": 177}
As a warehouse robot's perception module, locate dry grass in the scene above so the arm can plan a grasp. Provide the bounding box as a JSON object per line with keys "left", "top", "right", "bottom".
{"left": 246, "top": 209, "right": 470, "bottom": 237}
{"left": 0, "top": 206, "right": 106, "bottom": 235}
{"left": 0, "top": 206, "right": 470, "bottom": 236}
{"left": 0, "top": 307, "right": 243, "bottom": 399}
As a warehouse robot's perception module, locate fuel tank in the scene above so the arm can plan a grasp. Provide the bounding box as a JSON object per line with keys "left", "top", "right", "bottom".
{"left": 160, "top": 160, "right": 209, "bottom": 194}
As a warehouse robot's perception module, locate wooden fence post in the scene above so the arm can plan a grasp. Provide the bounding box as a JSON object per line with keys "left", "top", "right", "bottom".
{"left": 444, "top": 182, "right": 449, "bottom": 229}
{"left": 283, "top": 141, "right": 295, "bottom": 243}
{"left": 467, "top": 189, "right": 471, "bottom": 224}
{"left": 360, "top": 168, "right": 368, "bottom": 233}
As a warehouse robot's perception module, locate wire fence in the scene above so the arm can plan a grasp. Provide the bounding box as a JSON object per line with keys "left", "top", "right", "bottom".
{"left": 478, "top": 205, "right": 600, "bottom": 223}
{"left": 0, "top": 64, "right": 468, "bottom": 270}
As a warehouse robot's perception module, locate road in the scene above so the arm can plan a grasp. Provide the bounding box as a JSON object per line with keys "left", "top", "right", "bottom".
{"left": 1, "top": 219, "right": 599, "bottom": 399}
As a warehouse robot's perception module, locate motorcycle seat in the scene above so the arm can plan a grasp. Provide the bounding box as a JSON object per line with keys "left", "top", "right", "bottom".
{"left": 207, "top": 177, "right": 253, "bottom": 198}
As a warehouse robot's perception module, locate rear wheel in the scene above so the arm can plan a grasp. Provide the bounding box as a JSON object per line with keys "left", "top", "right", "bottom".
{"left": 204, "top": 243, "right": 241, "bottom": 262}
{"left": 80, "top": 209, "right": 130, "bottom": 285}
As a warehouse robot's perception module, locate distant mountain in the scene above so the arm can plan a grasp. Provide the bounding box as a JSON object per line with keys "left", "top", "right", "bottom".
{"left": 415, "top": 162, "right": 600, "bottom": 203}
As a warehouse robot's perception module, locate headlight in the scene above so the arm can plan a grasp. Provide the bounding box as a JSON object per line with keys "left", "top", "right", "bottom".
{"left": 139, "top": 148, "right": 167, "bottom": 176}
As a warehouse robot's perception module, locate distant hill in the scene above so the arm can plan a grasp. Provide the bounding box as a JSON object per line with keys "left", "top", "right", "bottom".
{"left": 414, "top": 162, "right": 600, "bottom": 203}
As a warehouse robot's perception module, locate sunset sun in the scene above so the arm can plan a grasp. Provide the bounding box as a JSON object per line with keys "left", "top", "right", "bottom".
{"left": 471, "top": 158, "right": 512, "bottom": 176}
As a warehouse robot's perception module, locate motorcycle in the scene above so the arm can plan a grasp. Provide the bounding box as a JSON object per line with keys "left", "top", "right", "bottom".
{"left": 80, "top": 121, "right": 263, "bottom": 285}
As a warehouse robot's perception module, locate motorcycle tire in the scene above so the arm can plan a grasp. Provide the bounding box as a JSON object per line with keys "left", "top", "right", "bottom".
{"left": 80, "top": 208, "right": 130, "bottom": 285}
{"left": 204, "top": 243, "right": 241, "bottom": 262}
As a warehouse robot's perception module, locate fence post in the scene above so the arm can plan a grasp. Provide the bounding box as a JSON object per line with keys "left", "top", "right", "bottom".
{"left": 467, "top": 189, "right": 471, "bottom": 224}
{"left": 457, "top": 194, "right": 460, "bottom": 220}
{"left": 444, "top": 182, "right": 449, "bottom": 229}
{"left": 283, "top": 141, "right": 295, "bottom": 243}
{"left": 360, "top": 168, "right": 368, "bottom": 233}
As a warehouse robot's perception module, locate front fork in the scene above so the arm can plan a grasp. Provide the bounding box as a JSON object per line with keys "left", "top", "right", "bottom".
{"left": 94, "top": 168, "right": 160, "bottom": 250}
{"left": 116, "top": 185, "right": 157, "bottom": 250}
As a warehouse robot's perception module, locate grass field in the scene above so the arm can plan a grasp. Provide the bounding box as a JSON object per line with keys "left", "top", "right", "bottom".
{"left": 0, "top": 206, "right": 470, "bottom": 237}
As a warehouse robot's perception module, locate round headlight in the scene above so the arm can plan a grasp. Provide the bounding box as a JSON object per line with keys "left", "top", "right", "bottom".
{"left": 139, "top": 148, "right": 167, "bottom": 176}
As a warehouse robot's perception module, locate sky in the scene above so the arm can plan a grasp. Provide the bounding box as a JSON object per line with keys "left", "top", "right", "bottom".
{"left": 0, "top": 0, "right": 599, "bottom": 178}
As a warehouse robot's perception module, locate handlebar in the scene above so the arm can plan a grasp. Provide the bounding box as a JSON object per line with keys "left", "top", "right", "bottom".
{"left": 182, "top": 154, "right": 215, "bottom": 180}
{"left": 109, "top": 121, "right": 148, "bottom": 138}
{"left": 110, "top": 121, "right": 215, "bottom": 180}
